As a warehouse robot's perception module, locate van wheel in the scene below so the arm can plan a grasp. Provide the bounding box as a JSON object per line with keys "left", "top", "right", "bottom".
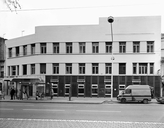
{"left": 121, "top": 98, "right": 126, "bottom": 103}
{"left": 143, "top": 99, "right": 148, "bottom": 104}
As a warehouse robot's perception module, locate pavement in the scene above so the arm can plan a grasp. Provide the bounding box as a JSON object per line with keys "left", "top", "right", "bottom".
{"left": 0, "top": 95, "right": 158, "bottom": 104}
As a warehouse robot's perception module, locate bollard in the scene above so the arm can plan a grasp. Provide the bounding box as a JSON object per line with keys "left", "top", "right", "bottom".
{"left": 69, "top": 85, "right": 72, "bottom": 101}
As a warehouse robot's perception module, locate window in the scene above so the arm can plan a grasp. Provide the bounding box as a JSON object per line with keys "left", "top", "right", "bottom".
{"left": 79, "top": 63, "right": 85, "bottom": 74}
{"left": 125, "top": 89, "right": 131, "bottom": 94}
{"left": 133, "top": 41, "right": 140, "bottom": 53}
{"left": 23, "top": 45, "right": 27, "bottom": 55}
{"left": 92, "top": 42, "right": 99, "bottom": 53}
{"left": 139, "top": 63, "right": 147, "bottom": 74}
{"left": 150, "top": 63, "right": 154, "bottom": 74}
{"left": 8, "top": 66, "right": 10, "bottom": 76}
{"left": 119, "top": 42, "right": 126, "bottom": 53}
{"left": 147, "top": 41, "right": 154, "bottom": 53}
{"left": 79, "top": 42, "right": 85, "bottom": 53}
{"left": 105, "top": 63, "right": 112, "bottom": 74}
{"left": 31, "top": 64, "right": 35, "bottom": 74}
{"left": 119, "top": 63, "right": 126, "bottom": 74}
{"left": 11, "top": 66, "right": 16, "bottom": 76}
{"left": 106, "top": 42, "right": 112, "bottom": 53}
{"left": 53, "top": 63, "right": 59, "bottom": 74}
{"left": 53, "top": 43, "right": 59, "bottom": 53}
{"left": 133, "top": 63, "right": 137, "bottom": 74}
{"left": 16, "top": 47, "right": 19, "bottom": 56}
{"left": 66, "top": 63, "right": 72, "bottom": 74}
{"left": 40, "top": 43, "right": 47, "bottom": 54}
{"left": 66, "top": 42, "right": 72, "bottom": 53}
{"left": 9, "top": 48, "right": 12, "bottom": 57}
{"left": 92, "top": 63, "right": 99, "bottom": 74}
{"left": 31, "top": 44, "right": 35, "bottom": 55}
{"left": 17, "top": 65, "right": 19, "bottom": 75}
{"left": 40, "top": 63, "right": 46, "bottom": 74}
{"left": 23, "top": 65, "right": 27, "bottom": 75}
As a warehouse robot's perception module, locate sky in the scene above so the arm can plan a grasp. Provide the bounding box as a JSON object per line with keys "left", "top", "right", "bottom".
{"left": 0, "top": 0, "right": 164, "bottom": 39}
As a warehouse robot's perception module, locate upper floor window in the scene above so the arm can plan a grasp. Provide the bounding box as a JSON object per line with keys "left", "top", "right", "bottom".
{"left": 105, "top": 63, "right": 112, "bottom": 74}
{"left": 79, "top": 63, "right": 85, "bottom": 74}
{"left": 66, "top": 42, "right": 72, "bottom": 53}
{"left": 119, "top": 42, "right": 126, "bottom": 53}
{"left": 11, "top": 66, "right": 16, "bottom": 76}
{"left": 147, "top": 41, "right": 154, "bottom": 53}
{"left": 92, "top": 63, "right": 99, "bottom": 74}
{"left": 79, "top": 42, "right": 85, "bottom": 53}
{"left": 22, "top": 65, "right": 27, "bottom": 75}
{"left": 133, "top": 41, "right": 140, "bottom": 53}
{"left": 16, "top": 47, "right": 19, "bottom": 56}
{"left": 66, "top": 63, "right": 72, "bottom": 74}
{"left": 139, "top": 63, "right": 147, "bottom": 74}
{"left": 9, "top": 48, "right": 12, "bottom": 57}
{"left": 40, "top": 43, "right": 47, "bottom": 54}
{"left": 31, "top": 64, "right": 35, "bottom": 74}
{"left": 53, "top": 43, "right": 59, "bottom": 53}
{"left": 150, "top": 63, "right": 154, "bottom": 74}
{"left": 31, "top": 44, "right": 35, "bottom": 55}
{"left": 23, "top": 45, "right": 27, "bottom": 55}
{"left": 92, "top": 42, "right": 99, "bottom": 53}
{"left": 133, "top": 63, "right": 137, "bottom": 74}
{"left": 119, "top": 63, "right": 126, "bottom": 74}
{"left": 106, "top": 42, "right": 112, "bottom": 53}
{"left": 53, "top": 63, "right": 59, "bottom": 74}
{"left": 40, "top": 63, "right": 46, "bottom": 74}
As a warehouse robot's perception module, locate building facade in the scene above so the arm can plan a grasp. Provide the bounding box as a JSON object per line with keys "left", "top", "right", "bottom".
{"left": 4, "top": 16, "right": 161, "bottom": 98}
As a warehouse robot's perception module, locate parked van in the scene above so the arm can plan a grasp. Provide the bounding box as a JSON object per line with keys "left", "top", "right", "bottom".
{"left": 117, "top": 85, "right": 152, "bottom": 104}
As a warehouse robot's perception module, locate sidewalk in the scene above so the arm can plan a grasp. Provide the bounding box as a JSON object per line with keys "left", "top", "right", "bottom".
{"left": 0, "top": 95, "right": 158, "bottom": 104}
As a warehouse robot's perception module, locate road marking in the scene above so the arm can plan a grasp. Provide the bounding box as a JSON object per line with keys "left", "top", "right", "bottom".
{"left": 23, "top": 109, "right": 65, "bottom": 112}
{"left": 76, "top": 110, "right": 121, "bottom": 113}
{"left": 0, "top": 108, "right": 14, "bottom": 110}
{"left": 0, "top": 118, "right": 164, "bottom": 125}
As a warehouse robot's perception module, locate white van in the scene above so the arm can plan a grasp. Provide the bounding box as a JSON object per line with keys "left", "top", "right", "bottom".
{"left": 117, "top": 85, "right": 152, "bottom": 104}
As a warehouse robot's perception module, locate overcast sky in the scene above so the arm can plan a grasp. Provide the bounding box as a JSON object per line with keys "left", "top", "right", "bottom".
{"left": 0, "top": 0, "right": 164, "bottom": 39}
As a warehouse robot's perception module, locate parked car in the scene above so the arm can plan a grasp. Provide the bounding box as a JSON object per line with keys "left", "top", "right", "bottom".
{"left": 156, "top": 97, "right": 164, "bottom": 104}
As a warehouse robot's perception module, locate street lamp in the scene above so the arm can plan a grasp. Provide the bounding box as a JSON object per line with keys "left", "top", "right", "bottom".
{"left": 107, "top": 16, "right": 114, "bottom": 101}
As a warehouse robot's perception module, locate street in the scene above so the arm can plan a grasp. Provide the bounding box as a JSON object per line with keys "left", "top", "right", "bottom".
{"left": 0, "top": 102, "right": 164, "bottom": 127}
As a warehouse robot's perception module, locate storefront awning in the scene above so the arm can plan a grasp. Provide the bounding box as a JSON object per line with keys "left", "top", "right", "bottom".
{"left": 3, "top": 78, "right": 13, "bottom": 81}
{"left": 12, "top": 77, "right": 41, "bottom": 83}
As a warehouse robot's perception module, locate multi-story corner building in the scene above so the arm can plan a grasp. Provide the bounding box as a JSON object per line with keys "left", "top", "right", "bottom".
{"left": 0, "top": 37, "right": 6, "bottom": 92}
{"left": 4, "top": 16, "right": 161, "bottom": 98}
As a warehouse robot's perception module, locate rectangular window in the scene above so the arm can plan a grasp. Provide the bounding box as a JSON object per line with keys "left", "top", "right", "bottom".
{"left": 133, "top": 41, "right": 140, "bottom": 53}
{"left": 92, "top": 63, "right": 99, "bottom": 74}
{"left": 106, "top": 42, "right": 112, "bottom": 53}
{"left": 119, "top": 63, "right": 126, "bottom": 74}
{"left": 53, "top": 63, "right": 59, "bottom": 74}
{"left": 23, "top": 45, "right": 27, "bottom": 55}
{"left": 31, "top": 44, "right": 35, "bottom": 55}
{"left": 66, "top": 63, "right": 72, "bottom": 74}
{"left": 8, "top": 66, "right": 10, "bottom": 76}
{"left": 150, "top": 63, "right": 154, "bottom": 74}
{"left": 133, "top": 63, "right": 137, "bottom": 74}
{"left": 79, "top": 63, "right": 85, "bottom": 74}
{"left": 40, "top": 43, "right": 47, "bottom": 54}
{"left": 40, "top": 63, "right": 46, "bottom": 74}
{"left": 11, "top": 66, "right": 16, "bottom": 76}
{"left": 17, "top": 65, "right": 19, "bottom": 76}
{"left": 31, "top": 64, "right": 35, "bottom": 74}
{"left": 23, "top": 65, "right": 27, "bottom": 75}
{"left": 119, "top": 42, "right": 126, "bottom": 53}
{"left": 92, "top": 42, "right": 99, "bottom": 53}
{"left": 147, "top": 41, "right": 154, "bottom": 53}
{"left": 16, "top": 47, "right": 19, "bottom": 56}
{"left": 9, "top": 48, "right": 12, "bottom": 57}
{"left": 66, "top": 42, "right": 72, "bottom": 53}
{"left": 79, "top": 42, "right": 85, "bottom": 53}
{"left": 53, "top": 43, "right": 59, "bottom": 53}
{"left": 139, "top": 63, "right": 147, "bottom": 74}
{"left": 105, "top": 63, "right": 112, "bottom": 74}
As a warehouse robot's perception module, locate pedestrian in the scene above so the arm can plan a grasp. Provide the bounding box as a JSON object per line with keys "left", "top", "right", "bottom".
{"left": 24, "top": 87, "right": 29, "bottom": 100}
{"left": 18, "top": 89, "right": 22, "bottom": 100}
{"left": 50, "top": 88, "right": 54, "bottom": 100}
{"left": 10, "top": 87, "right": 15, "bottom": 100}
{"left": 36, "top": 91, "right": 39, "bottom": 100}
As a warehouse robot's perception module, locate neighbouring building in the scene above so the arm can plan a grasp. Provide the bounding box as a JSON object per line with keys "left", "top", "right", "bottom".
{"left": 161, "top": 33, "right": 164, "bottom": 96}
{"left": 4, "top": 16, "right": 161, "bottom": 98}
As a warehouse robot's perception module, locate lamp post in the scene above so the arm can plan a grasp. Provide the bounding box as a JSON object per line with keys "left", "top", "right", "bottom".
{"left": 107, "top": 16, "right": 114, "bottom": 101}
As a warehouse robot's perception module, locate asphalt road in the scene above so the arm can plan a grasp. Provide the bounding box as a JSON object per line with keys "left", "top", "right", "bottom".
{"left": 0, "top": 102, "right": 164, "bottom": 128}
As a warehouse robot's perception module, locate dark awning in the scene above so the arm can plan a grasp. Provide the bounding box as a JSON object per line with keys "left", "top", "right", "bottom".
{"left": 3, "top": 78, "right": 13, "bottom": 81}
{"left": 12, "top": 77, "right": 40, "bottom": 83}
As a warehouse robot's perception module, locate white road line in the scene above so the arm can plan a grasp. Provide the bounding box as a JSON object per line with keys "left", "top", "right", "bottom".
{"left": 76, "top": 110, "right": 121, "bottom": 113}
{"left": 23, "top": 109, "right": 65, "bottom": 112}
{"left": 0, "top": 108, "right": 14, "bottom": 110}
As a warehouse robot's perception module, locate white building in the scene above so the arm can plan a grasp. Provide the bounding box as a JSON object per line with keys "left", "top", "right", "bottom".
{"left": 4, "top": 16, "right": 161, "bottom": 98}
